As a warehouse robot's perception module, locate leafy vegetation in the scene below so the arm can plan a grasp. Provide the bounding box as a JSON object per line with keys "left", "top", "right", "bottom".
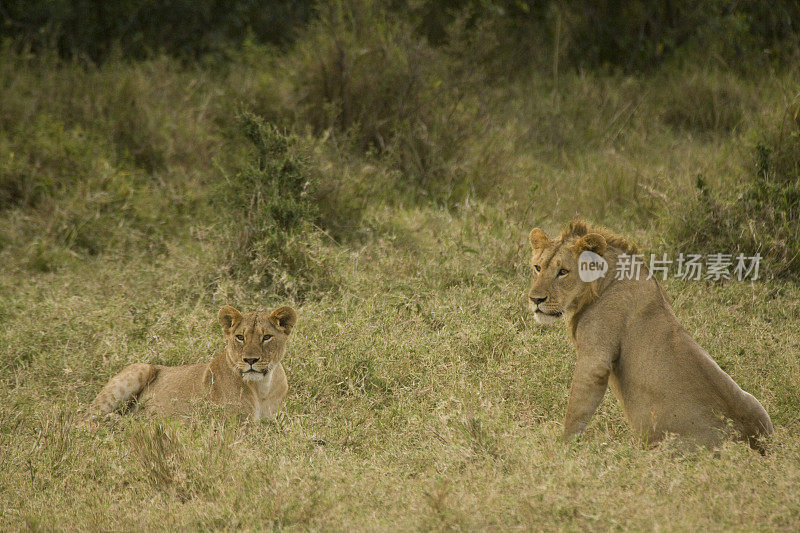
{"left": 1, "top": 0, "right": 313, "bottom": 61}
{"left": 218, "top": 112, "right": 345, "bottom": 299}
{"left": 669, "top": 97, "right": 800, "bottom": 277}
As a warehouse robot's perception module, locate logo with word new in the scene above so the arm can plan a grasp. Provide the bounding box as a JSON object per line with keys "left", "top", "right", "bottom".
{"left": 578, "top": 251, "right": 608, "bottom": 282}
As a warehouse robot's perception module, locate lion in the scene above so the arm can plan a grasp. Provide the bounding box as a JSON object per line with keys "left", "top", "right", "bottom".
{"left": 86, "top": 305, "right": 297, "bottom": 421}
{"left": 527, "top": 219, "right": 773, "bottom": 451}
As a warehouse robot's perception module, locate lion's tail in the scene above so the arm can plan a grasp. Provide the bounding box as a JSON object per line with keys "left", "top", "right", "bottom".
{"left": 86, "top": 363, "right": 157, "bottom": 420}
{"left": 736, "top": 391, "right": 774, "bottom": 453}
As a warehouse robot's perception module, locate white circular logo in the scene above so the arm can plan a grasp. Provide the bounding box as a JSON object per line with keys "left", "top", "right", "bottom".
{"left": 578, "top": 250, "right": 608, "bottom": 282}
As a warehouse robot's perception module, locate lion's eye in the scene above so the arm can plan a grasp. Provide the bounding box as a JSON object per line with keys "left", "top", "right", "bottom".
{"left": 533, "top": 265, "right": 541, "bottom": 273}
{"left": 235, "top": 334, "right": 244, "bottom": 341}
{"left": 262, "top": 334, "right": 273, "bottom": 342}
{"left": 557, "top": 268, "right": 569, "bottom": 277}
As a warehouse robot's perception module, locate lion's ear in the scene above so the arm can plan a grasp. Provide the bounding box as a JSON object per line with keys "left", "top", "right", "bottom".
{"left": 218, "top": 305, "right": 243, "bottom": 336}
{"left": 573, "top": 233, "right": 607, "bottom": 256}
{"left": 529, "top": 228, "right": 550, "bottom": 251}
{"left": 269, "top": 306, "right": 298, "bottom": 335}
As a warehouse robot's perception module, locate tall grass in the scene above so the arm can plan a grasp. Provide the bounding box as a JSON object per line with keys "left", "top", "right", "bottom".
{"left": 274, "top": 0, "right": 469, "bottom": 198}
{"left": 0, "top": 49, "right": 224, "bottom": 271}
{"left": 668, "top": 94, "right": 800, "bottom": 277}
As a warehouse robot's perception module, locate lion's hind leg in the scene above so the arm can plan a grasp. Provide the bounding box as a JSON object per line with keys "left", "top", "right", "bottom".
{"left": 86, "top": 363, "right": 157, "bottom": 420}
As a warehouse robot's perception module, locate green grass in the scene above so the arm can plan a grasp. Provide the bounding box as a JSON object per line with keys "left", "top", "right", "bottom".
{"left": 1, "top": 26, "right": 800, "bottom": 530}
{"left": 2, "top": 205, "right": 800, "bottom": 530}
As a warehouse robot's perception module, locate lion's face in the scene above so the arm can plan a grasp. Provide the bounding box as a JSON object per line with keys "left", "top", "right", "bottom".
{"left": 527, "top": 228, "right": 607, "bottom": 326}
{"left": 218, "top": 306, "right": 297, "bottom": 382}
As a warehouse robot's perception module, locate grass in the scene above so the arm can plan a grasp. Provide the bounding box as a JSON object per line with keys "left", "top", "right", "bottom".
{"left": 1, "top": 19, "right": 800, "bottom": 530}
{"left": 2, "top": 205, "right": 800, "bottom": 530}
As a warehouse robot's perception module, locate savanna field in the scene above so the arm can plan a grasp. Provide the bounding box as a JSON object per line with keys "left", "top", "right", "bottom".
{"left": 1, "top": 1, "right": 800, "bottom": 530}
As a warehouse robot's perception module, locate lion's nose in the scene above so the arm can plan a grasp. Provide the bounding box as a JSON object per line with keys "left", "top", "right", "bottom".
{"left": 243, "top": 357, "right": 259, "bottom": 365}
{"left": 530, "top": 296, "right": 547, "bottom": 305}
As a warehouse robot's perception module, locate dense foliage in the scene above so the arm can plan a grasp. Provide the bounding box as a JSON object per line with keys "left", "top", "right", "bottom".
{"left": 0, "top": 0, "right": 313, "bottom": 61}
{"left": 3, "top": 0, "right": 799, "bottom": 70}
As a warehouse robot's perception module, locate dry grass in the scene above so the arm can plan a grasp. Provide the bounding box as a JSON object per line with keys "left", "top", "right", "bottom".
{"left": 1, "top": 202, "right": 800, "bottom": 530}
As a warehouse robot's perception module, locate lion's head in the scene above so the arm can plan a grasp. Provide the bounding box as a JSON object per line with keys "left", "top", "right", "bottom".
{"left": 217, "top": 305, "right": 298, "bottom": 382}
{"left": 527, "top": 219, "right": 640, "bottom": 326}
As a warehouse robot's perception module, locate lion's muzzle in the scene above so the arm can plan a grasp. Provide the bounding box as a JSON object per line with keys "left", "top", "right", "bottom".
{"left": 241, "top": 361, "right": 271, "bottom": 382}
{"left": 528, "top": 295, "right": 563, "bottom": 325}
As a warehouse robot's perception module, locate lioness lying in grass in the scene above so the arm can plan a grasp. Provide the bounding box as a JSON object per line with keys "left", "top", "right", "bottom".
{"left": 527, "top": 219, "right": 773, "bottom": 451}
{"left": 87, "top": 305, "right": 297, "bottom": 421}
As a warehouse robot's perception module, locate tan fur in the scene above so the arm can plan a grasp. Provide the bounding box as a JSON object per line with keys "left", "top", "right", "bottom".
{"left": 527, "top": 220, "right": 773, "bottom": 451}
{"left": 86, "top": 305, "right": 298, "bottom": 422}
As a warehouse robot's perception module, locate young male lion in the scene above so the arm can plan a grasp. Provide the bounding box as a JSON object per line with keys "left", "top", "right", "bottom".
{"left": 86, "top": 305, "right": 297, "bottom": 421}
{"left": 527, "top": 220, "right": 773, "bottom": 450}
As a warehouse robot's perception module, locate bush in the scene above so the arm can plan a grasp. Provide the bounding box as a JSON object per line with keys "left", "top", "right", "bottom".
{"left": 657, "top": 71, "right": 754, "bottom": 133}
{"left": 1, "top": 0, "right": 313, "bottom": 62}
{"left": 0, "top": 49, "right": 222, "bottom": 180}
{"left": 405, "top": 0, "right": 800, "bottom": 73}
{"left": 669, "top": 99, "right": 800, "bottom": 278}
{"left": 0, "top": 49, "right": 219, "bottom": 269}
{"left": 276, "top": 0, "right": 466, "bottom": 197}
{"left": 218, "top": 112, "right": 342, "bottom": 298}
{"left": 0, "top": 116, "right": 106, "bottom": 209}
{"left": 4, "top": 0, "right": 799, "bottom": 72}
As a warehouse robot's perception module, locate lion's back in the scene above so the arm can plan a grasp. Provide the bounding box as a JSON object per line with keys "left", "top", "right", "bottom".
{"left": 137, "top": 363, "right": 211, "bottom": 415}
{"left": 608, "top": 284, "right": 772, "bottom": 448}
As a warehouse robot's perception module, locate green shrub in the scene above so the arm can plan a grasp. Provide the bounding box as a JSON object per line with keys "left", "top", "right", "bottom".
{"left": 0, "top": 48, "right": 223, "bottom": 177}
{"left": 1, "top": 0, "right": 313, "bottom": 62}
{"left": 0, "top": 49, "right": 224, "bottom": 269}
{"left": 0, "top": 110, "right": 164, "bottom": 264}
{"left": 0, "top": 116, "right": 106, "bottom": 209}
{"left": 218, "top": 112, "right": 343, "bottom": 298}
{"left": 4, "top": 0, "right": 799, "bottom": 72}
{"left": 276, "top": 0, "right": 465, "bottom": 197}
{"left": 406, "top": 0, "right": 800, "bottom": 73}
{"left": 657, "top": 71, "right": 753, "bottom": 133}
{"left": 669, "top": 100, "right": 800, "bottom": 278}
